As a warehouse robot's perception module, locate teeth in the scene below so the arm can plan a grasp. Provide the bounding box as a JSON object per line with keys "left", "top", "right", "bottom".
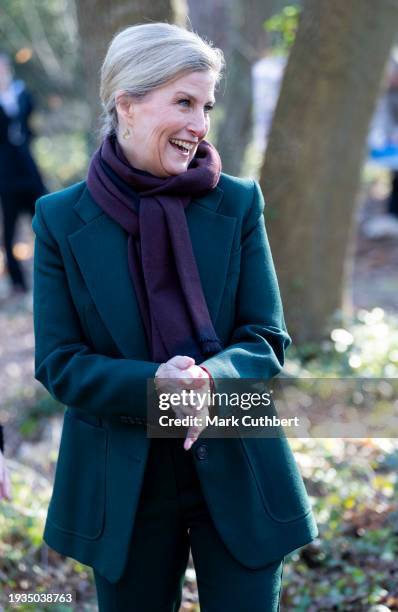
{"left": 169, "top": 138, "right": 195, "bottom": 151}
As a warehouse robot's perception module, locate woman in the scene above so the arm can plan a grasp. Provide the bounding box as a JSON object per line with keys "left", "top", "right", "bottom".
{"left": 0, "top": 425, "right": 11, "bottom": 501}
{"left": 32, "top": 23, "right": 318, "bottom": 611}
{"left": 0, "top": 53, "right": 46, "bottom": 294}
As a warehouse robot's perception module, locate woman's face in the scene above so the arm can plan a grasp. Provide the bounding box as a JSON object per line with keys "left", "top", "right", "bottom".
{"left": 116, "top": 70, "right": 217, "bottom": 177}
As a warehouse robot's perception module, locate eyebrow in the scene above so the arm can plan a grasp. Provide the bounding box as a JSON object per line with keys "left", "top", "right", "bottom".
{"left": 174, "top": 91, "right": 216, "bottom": 105}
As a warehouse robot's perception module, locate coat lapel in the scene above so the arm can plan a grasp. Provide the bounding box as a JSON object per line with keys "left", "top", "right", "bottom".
{"left": 68, "top": 185, "right": 236, "bottom": 359}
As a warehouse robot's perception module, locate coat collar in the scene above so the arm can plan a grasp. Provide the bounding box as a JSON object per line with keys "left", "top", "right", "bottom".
{"left": 68, "top": 184, "right": 236, "bottom": 359}
{"left": 72, "top": 183, "right": 225, "bottom": 223}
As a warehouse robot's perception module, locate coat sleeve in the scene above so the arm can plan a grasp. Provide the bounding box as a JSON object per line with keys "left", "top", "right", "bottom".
{"left": 200, "top": 180, "right": 291, "bottom": 380}
{"left": 32, "top": 199, "right": 160, "bottom": 419}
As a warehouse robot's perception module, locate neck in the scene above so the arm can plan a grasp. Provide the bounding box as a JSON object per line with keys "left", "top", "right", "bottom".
{"left": 115, "top": 131, "right": 170, "bottom": 178}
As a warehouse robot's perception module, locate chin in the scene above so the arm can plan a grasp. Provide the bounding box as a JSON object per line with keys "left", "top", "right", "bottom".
{"left": 163, "top": 162, "right": 189, "bottom": 176}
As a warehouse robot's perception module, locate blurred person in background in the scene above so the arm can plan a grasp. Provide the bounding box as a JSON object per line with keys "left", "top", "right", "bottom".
{"left": 368, "top": 54, "right": 398, "bottom": 238}
{"left": 0, "top": 52, "right": 46, "bottom": 296}
{"left": 384, "top": 58, "right": 398, "bottom": 218}
{"left": 0, "top": 425, "right": 11, "bottom": 501}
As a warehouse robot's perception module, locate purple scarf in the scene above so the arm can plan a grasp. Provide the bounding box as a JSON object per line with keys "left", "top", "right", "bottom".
{"left": 86, "top": 134, "right": 223, "bottom": 363}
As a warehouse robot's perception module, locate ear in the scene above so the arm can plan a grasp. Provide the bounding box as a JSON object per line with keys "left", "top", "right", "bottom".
{"left": 115, "top": 91, "right": 134, "bottom": 123}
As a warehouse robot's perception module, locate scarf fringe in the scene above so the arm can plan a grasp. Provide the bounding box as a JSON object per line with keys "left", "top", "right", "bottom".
{"left": 201, "top": 340, "right": 222, "bottom": 354}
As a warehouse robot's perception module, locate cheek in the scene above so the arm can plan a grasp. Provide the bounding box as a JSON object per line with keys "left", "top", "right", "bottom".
{"left": 142, "top": 127, "right": 162, "bottom": 154}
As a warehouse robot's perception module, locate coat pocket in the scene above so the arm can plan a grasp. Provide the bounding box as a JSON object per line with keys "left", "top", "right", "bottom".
{"left": 239, "top": 436, "right": 312, "bottom": 523}
{"left": 47, "top": 411, "right": 108, "bottom": 540}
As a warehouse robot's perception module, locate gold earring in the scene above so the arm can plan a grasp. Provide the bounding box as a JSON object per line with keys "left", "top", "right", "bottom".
{"left": 122, "top": 127, "right": 131, "bottom": 140}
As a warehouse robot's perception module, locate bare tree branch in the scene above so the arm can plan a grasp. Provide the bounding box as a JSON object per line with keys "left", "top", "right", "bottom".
{"left": 21, "top": 2, "right": 73, "bottom": 87}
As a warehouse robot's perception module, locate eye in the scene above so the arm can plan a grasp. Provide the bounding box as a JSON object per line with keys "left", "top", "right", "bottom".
{"left": 178, "top": 98, "right": 191, "bottom": 107}
{"left": 204, "top": 104, "right": 214, "bottom": 113}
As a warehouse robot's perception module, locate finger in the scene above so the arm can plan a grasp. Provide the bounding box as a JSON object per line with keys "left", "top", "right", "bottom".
{"left": 192, "top": 377, "right": 207, "bottom": 388}
{"left": 183, "top": 422, "right": 205, "bottom": 450}
{"left": 169, "top": 355, "right": 195, "bottom": 370}
{"left": 179, "top": 365, "right": 206, "bottom": 386}
{"left": 176, "top": 369, "right": 197, "bottom": 385}
{"left": 171, "top": 402, "right": 186, "bottom": 417}
{"left": 173, "top": 401, "right": 195, "bottom": 417}
{"left": 184, "top": 437, "right": 194, "bottom": 451}
{"left": 184, "top": 430, "right": 197, "bottom": 450}
{"left": 160, "top": 365, "right": 205, "bottom": 388}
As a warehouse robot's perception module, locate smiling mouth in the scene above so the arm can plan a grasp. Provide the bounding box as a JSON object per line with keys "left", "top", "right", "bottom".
{"left": 169, "top": 138, "right": 196, "bottom": 155}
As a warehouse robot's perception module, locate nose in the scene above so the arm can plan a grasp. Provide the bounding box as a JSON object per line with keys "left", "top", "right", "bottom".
{"left": 188, "top": 109, "right": 208, "bottom": 140}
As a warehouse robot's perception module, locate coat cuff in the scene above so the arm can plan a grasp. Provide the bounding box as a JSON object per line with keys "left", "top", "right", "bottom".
{"left": 199, "top": 366, "right": 215, "bottom": 390}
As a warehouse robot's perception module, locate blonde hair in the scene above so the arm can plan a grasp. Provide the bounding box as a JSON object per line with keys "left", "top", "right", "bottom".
{"left": 99, "top": 22, "right": 224, "bottom": 138}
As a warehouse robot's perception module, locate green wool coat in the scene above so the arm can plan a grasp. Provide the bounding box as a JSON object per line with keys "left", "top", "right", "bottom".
{"left": 32, "top": 173, "right": 318, "bottom": 583}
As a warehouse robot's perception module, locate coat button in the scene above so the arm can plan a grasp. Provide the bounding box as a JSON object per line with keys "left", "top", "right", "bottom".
{"left": 195, "top": 444, "right": 208, "bottom": 460}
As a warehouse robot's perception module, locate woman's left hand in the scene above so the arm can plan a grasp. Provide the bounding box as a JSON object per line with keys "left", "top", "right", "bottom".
{"left": 0, "top": 450, "right": 11, "bottom": 501}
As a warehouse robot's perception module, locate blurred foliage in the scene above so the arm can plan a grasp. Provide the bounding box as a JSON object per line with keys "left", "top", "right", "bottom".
{"left": 284, "top": 436, "right": 398, "bottom": 610}
{"left": 0, "top": 0, "right": 90, "bottom": 186}
{"left": 286, "top": 307, "right": 398, "bottom": 377}
{"left": 280, "top": 308, "right": 398, "bottom": 607}
{"left": 0, "top": 459, "right": 96, "bottom": 610}
{"left": 0, "top": 0, "right": 80, "bottom": 99}
{"left": 18, "top": 394, "right": 63, "bottom": 441}
{"left": 33, "top": 132, "right": 89, "bottom": 191}
{"left": 264, "top": 4, "right": 301, "bottom": 54}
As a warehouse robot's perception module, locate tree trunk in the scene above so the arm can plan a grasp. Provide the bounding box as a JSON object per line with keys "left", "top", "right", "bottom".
{"left": 188, "top": 0, "right": 281, "bottom": 176}
{"left": 214, "top": 0, "right": 254, "bottom": 176}
{"left": 75, "top": 0, "right": 187, "bottom": 150}
{"left": 260, "top": 0, "right": 398, "bottom": 344}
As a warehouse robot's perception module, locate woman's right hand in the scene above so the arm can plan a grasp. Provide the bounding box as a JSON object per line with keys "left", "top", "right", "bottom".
{"left": 0, "top": 450, "right": 11, "bottom": 501}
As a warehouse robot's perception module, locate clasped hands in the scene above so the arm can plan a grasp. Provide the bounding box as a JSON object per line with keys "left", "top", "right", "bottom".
{"left": 155, "top": 355, "right": 211, "bottom": 451}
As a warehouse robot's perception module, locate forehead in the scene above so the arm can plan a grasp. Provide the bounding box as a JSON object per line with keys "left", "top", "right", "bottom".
{"left": 159, "top": 71, "right": 216, "bottom": 101}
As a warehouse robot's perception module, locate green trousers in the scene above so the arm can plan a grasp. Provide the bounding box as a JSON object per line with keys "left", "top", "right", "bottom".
{"left": 94, "top": 437, "right": 284, "bottom": 611}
